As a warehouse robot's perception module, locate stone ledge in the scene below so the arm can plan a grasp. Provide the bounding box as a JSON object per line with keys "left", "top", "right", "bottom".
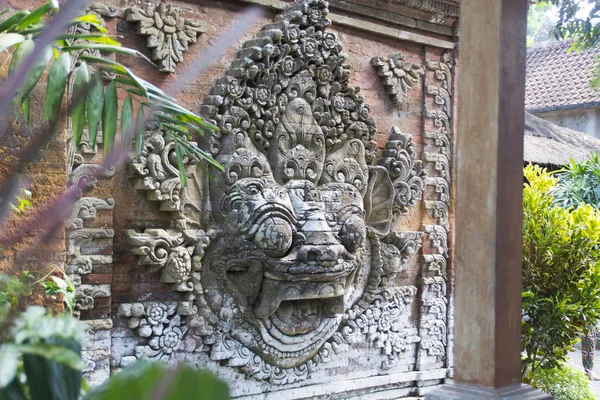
{"left": 425, "top": 383, "right": 552, "bottom": 400}
{"left": 234, "top": 369, "right": 448, "bottom": 399}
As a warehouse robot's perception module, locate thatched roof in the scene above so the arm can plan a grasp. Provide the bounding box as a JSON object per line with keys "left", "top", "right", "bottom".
{"left": 524, "top": 112, "right": 600, "bottom": 166}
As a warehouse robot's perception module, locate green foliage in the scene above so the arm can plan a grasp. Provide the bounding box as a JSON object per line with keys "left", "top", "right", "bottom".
{"left": 538, "top": 0, "right": 600, "bottom": 49}
{"left": 0, "top": 276, "right": 230, "bottom": 400}
{"left": 7, "top": 188, "right": 32, "bottom": 215}
{"left": 0, "top": 270, "right": 75, "bottom": 318}
{"left": 537, "top": 0, "right": 600, "bottom": 89}
{"left": 527, "top": 2, "right": 555, "bottom": 47}
{"left": 0, "top": 306, "right": 86, "bottom": 400}
{"left": 85, "top": 360, "right": 229, "bottom": 400}
{"left": 521, "top": 165, "right": 600, "bottom": 378}
{"left": 0, "top": 272, "right": 35, "bottom": 319}
{"left": 530, "top": 362, "right": 596, "bottom": 400}
{"left": 40, "top": 275, "right": 75, "bottom": 313}
{"left": 0, "top": 0, "right": 222, "bottom": 181}
{"left": 552, "top": 153, "right": 600, "bottom": 209}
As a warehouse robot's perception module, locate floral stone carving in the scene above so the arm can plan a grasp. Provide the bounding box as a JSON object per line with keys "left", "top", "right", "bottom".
{"left": 125, "top": 4, "right": 205, "bottom": 72}
{"left": 125, "top": 0, "right": 436, "bottom": 385}
{"left": 371, "top": 53, "right": 424, "bottom": 105}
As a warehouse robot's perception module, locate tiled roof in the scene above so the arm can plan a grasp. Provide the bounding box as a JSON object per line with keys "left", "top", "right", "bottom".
{"left": 526, "top": 40, "right": 600, "bottom": 111}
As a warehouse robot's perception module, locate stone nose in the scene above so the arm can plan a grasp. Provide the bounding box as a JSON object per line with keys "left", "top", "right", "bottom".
{"left": 297, "top": 243, "right": 345, "bottom": 263}
{"left": 296, "top": 205, "right": 345, "bottom": 262}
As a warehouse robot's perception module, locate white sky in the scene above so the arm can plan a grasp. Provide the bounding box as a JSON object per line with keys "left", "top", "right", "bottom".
{"left": 546, "top": 2, "right": 595, "bottom": 21}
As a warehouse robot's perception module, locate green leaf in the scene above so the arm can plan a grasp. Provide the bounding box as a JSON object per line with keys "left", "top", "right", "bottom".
{"left": 0, "top": 344, "right": 19, "bottom": 388}
{"left": 8, "top": 37, "right": 33, "bottom": 76}
{"left": 19, "top": 344, "right": 83, "bottom": 370}
{"left": 102, "top": 80, "right": 118, "bottom": 158}
{"left": 8, "top": 38, "right": 34, "bottom": 123}
{"left": 87, "top": 72, "right": 104, "bottom": 150}
{"left": 0, "top": 376, "right": 27, "bottom": 400}
{"left": 83, "top": 360, "right": 229, "bottom": 400}
{"left": 135, "top": 105, "right": 144, "bottom": 156}
{"left": 22, "top": 338, "right": 82, "bottom": 400}
{"left": 0, "top": 10, "right": 30, "bottom": 33}
{"left": 14, "top": 43, "right": 52, "bottom": 110}
{"left": 0, "top": 32, "right": 24, "bottom": 52}
{"left": 16, "top": 0, "right": 59, "bottom": 31}
{"left": 151, "top": 112, "right": 197, "bottom": 131}
{"left": 21, "top": 96, "right": 30, "bottom": 127}
{"left": 120, "top": 94, "right": 133, "bottom": 150}
{"left": 61, "top": 44, "right": 152, "bottom": 64}
{"left": 71, "top": 62, "right": 89, "bottom": 147}
{"left": 174, "top": 136, "right": 223, "bottom": 171}
{"left": 174, "top": 140, "right": 188, "bottom": 187}
{"left": 80, "top": 56, "right": 147, "bottom": 94}
{"left": 72, "top": 14, "right": 106, "bottom": 31}
{"left": 56, "top": 34, "right": 120, "bottom": 46}
{"left": 43, "top": 52, "right": 71, "bottom": 122}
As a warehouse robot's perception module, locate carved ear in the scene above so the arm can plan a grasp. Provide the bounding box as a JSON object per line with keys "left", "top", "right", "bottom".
{"left": 364, "top": 166, "right": 394, "bottom": 236}
{"left": 179, "top": 166, "right": 211, "bottom": 229}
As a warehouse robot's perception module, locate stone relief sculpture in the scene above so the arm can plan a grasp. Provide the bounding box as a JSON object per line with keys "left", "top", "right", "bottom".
{"left": 371, "top": 53, "right": 424, "bottom": 105}
{"left": 120, "top": 0, "right": 450, "bottom": 386}
{"left": 125, "top": 3, "right": 205, "bottom": 72}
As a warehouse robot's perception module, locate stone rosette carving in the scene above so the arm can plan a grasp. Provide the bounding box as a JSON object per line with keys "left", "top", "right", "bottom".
{"left": 125, "top": 3, "right": 205, "bottom": 72}
{"left": 123, "top": 0, "right": 443, "bottom": 385}
{"left": 371, "top": 53, "right": 424, "bottom": 105}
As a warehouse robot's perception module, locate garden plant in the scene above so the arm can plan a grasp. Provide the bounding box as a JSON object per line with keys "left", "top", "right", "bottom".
{"left": 521, "top": 164, "right": 600, "bottom": 382}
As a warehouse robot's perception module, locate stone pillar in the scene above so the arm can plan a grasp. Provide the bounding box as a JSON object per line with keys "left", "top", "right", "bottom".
{"left": 426, "top": 0, "right": 550, "bottom": 398}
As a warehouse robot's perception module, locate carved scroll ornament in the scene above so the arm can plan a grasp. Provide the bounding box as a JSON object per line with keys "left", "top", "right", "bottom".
{"left": 124, "top": 0, "right": 431, "bottom": 384}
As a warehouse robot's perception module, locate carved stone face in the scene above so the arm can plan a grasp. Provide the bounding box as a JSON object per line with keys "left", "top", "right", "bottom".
{"left": 199, "top": 86, "right": 382, "bottom": 367}
{"left": 202, "top": 175, "right": 371, "bottom": 368}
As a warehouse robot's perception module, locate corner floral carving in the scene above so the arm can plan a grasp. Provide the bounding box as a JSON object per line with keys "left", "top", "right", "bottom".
{"left": 335, "top": 287, "right": 420, "bottom": 370}
{"left": 125, "top": 4, "right": 205, "bottom": 72}
{"left": 371, "top": 53, "right": 424, "bottom": 105}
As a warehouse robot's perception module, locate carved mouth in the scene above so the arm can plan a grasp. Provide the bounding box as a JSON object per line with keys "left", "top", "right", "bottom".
{"left": 263, "top": 258, "right": 357, "bottom": 281}
{"left": 270, "top": 297, "right": 340, "bottom": 336}
{"left": 253, "top": 296, "right": 343, "bottom": 367}
{"left": 254, "top": 276, "right": 346, "bottom": 319}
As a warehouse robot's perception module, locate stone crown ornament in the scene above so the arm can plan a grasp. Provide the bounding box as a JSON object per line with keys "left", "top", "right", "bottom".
{"left": 125, "top": 0, "right": 427, "bottom": 384}
{"left": 125, "top": 3, "right": 204, "bottom": 72}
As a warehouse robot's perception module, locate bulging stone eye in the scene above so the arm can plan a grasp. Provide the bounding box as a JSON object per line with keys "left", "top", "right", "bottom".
{"left": 339, "top": 214, "right": 366, "bottom": 253}
{"left": 245, "top": 183, "right": 261, "bottom": 196}
{"left": 254, "top": 216, "right": 294, "bottom": 258}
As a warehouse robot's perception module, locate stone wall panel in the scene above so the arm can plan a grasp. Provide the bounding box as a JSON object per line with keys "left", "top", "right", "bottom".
{"left": 0, "top": 0, "right": 457, "bottom": 395}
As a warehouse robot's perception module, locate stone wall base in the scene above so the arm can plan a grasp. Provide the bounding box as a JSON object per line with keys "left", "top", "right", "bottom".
{"left": 425, "top": 383, "right": 551, "bottom": 400}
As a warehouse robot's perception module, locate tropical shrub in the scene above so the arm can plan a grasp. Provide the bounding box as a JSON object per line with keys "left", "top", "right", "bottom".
{"left": 521, "top": 165, "right": 600, "bottom": 378}
{"left": 552, "top": 153, "right": 600, "bottom": 209}
{"left": 530, "top": 362, "right": 595, "bottom": 400}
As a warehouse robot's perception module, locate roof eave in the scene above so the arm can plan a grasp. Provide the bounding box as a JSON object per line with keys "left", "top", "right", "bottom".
{"left": 527, "top": 101, "right": 600, "bottom": 114}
